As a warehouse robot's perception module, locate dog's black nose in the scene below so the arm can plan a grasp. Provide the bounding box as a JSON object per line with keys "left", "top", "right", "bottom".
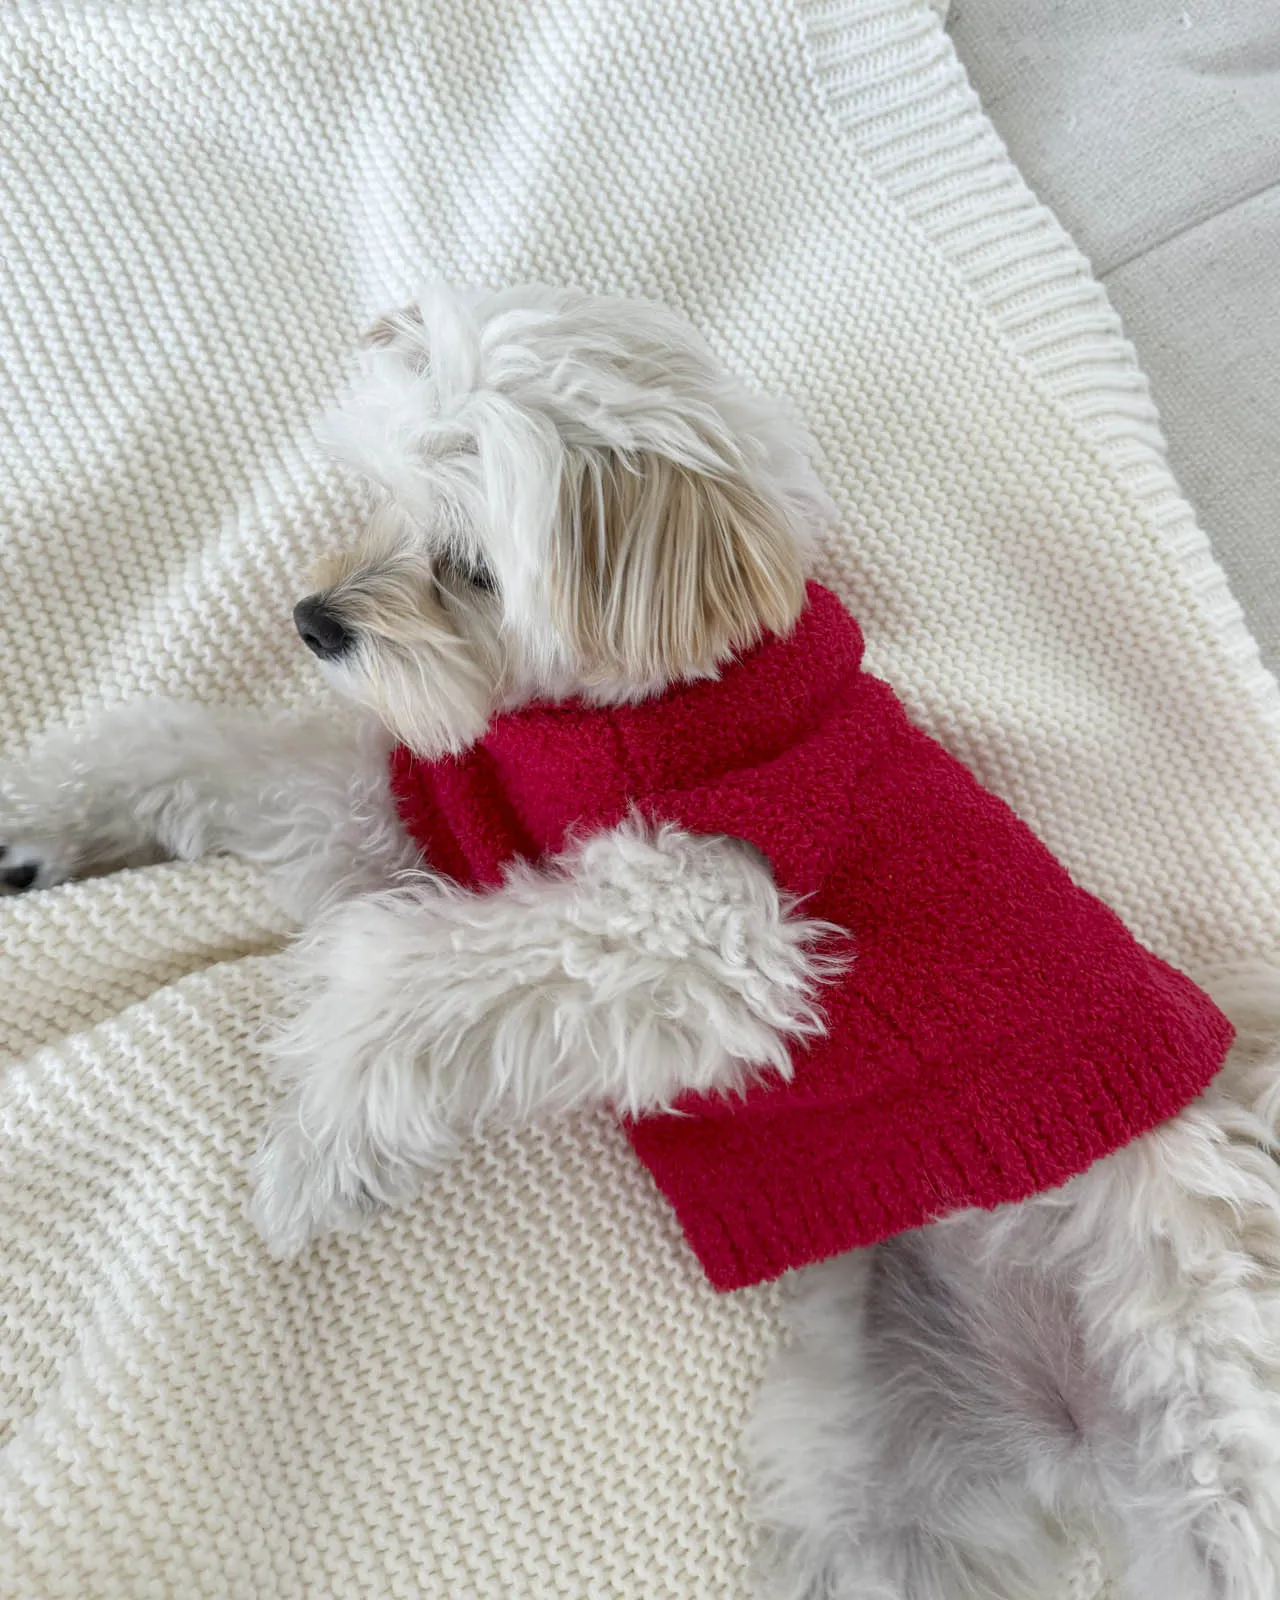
{"left": 293, "top": 595, "right": 352, "bottom": 659}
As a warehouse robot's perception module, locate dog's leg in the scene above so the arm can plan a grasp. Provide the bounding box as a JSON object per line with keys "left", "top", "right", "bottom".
{"left": 1050, "top": 964, "right": 1280, "bottom": 1600}
{"left": 748, "top": 966, "right": 1280, "bottom": 1600}
{"left": 250, "top": 818, "right": 840, "bottom": 1256}
{"left": 748, "top": 1221, "right": 1109, "bottom": 1600}
{"left": 0, "top": 700, "right": 415, "bottom": 916}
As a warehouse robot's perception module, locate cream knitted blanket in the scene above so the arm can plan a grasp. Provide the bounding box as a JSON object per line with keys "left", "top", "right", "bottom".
{"left": 3, "top": 2, "right": 1279, "bottom": 1595}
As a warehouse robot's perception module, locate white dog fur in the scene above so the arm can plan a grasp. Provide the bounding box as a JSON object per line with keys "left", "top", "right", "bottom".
{"left": 4, "top": 283, "right": 1280, "bottom": 1599}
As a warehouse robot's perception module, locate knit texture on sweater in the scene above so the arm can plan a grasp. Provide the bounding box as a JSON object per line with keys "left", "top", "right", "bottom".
{"left": 391, "top": 584, "right": 1233, "bottom": 1290}
{"left": 3, "top": 2, "right": 1280, "bottom": 1597}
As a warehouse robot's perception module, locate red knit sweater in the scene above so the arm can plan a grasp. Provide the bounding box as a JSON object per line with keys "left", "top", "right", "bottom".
{"left": 390, "top": 583, "right": 1232, "bottom": 1290}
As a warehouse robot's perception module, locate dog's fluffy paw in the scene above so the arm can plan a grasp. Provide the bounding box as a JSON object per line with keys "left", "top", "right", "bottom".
{"left": 249, "top": 902, "right": 435, "bottom": 1255}
{"left": 0, "top": 815, "right": 79, "bottom": 895}
{"left": 249, "top": 1106, "right": 388, "bottom": 1258}
{"left": 0, "top": 759, "right": 91, "bottom": 894}
{"left": 0, "top": 840, "right": 52, "bottom": 894}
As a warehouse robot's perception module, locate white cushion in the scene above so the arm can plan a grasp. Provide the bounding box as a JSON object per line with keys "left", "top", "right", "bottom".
{"left": 950, "top": 0, "right": 1280, "bottom": 670}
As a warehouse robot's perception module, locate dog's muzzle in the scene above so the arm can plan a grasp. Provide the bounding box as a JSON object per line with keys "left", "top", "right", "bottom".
{"left": 294, "top": 595, "right": 353, "bottom": 660}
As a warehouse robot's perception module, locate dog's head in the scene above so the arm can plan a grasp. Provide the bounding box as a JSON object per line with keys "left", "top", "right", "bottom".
{"left": 298, "top": 284, "right": 835, "bottom": 756}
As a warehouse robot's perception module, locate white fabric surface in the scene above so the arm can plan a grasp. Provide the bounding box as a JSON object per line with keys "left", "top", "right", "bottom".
{"left": 2, "top": 2, "right": 1280, "bottom": 1595}
{"left": 948, "top": 0, "right": 1280, "bottom": 672}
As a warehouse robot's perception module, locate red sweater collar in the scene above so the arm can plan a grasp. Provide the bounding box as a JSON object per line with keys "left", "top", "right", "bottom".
{"left": 478, "top": 579, "right": 863, "bottom": 796}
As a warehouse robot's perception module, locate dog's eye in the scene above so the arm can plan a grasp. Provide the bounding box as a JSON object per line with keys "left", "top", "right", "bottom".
{"left": 439, "top": 549, "right": 497, "bottom": 595}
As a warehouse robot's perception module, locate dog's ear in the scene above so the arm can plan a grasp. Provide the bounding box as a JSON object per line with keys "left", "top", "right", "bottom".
{"left": 552, "top": 451, "right": 805, "bottom": 684}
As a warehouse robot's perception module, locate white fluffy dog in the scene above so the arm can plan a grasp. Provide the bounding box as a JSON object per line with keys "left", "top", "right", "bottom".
{"left": 5, "top": 284, "right": 1280, "bottom": 1600}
